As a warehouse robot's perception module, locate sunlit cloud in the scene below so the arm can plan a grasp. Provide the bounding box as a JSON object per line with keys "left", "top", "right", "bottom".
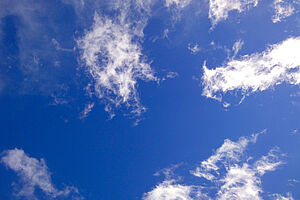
{"left": 77, "top": 1, "right": 157, "bottom": 117}
{"left": 143, "top": 180, "right": 197, "bottom": 200}
{"left": 144, "top": 131, "right": 290, "bottom": 200}
{"left": 272, "top": 0, "right": 295, "bottom": 23}
{"left": 202, "top": 36, "right": 300, "bottom": 102}
{"left": 209, "top": 0, "right": 259, "bottom": 27}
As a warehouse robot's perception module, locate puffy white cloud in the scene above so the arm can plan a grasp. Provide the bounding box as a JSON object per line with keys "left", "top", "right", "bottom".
{"left": 202, "top": 36, "right": 300, "bottom": 102}
{"left": 77, "top": 5, "right": 157, "bottom": 116}
{"left": 209, "top": 0, "right": 259, "bottom": 27}
{"left": 145, "top": 132, "right": 288, "bottom": 200}
{"left": 272, "top": 0, "right": 295, "bottom": 23}
{"left": 143, "top": 180, "right": 194, "bottom": 200}
{"left": 1, "top": 149, "right": 80, "bottom": 199}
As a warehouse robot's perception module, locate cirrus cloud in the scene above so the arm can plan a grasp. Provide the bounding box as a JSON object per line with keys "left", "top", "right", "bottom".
{"left": 1, "top": 148, "right": 81, "bottom": 200}
{"left": 272, "top": 0, "right": 295, "bottom": 23}
{"left": 144, "top": 132, "right": 290, "bottom": 200}
{"left": 202, "top": 36, "right": 300, "bottom": 102}
{"left": 209, "top": 0, "right": 259, "bottom": 27}
{"left": 77, "top": 2, "right": 157, "bottom": 117}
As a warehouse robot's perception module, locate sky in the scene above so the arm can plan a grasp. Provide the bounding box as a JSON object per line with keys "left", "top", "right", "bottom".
{"left": 0, "top": 0, "right": 300, "bottom": 199}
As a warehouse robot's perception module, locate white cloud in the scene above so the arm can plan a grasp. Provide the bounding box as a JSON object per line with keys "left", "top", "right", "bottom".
{"left": 217, "top": 163, "right": 262, "bottom": 200}
{"left": 166, "top": 72, "right": 179, "bottom": 79}
{"left": 232, "top": 39, "right": 244, "bottom": 58}
{"left": 80, "top": 102, "right": 95, "bottom": 119}
{"left": 202, "top": 36, "right": 300, "bottom": 102}
{"left": 165, "top": 0, "right": 192, "bottom": 9}
{"left": 188, "top": 44, "right": 201, "bottom": 54}
{"left": 164, "top": 0, "right": 192, "bottom": 23}
{"left": 1, "top": 149, "right": 80, "bottom": 200}
{"left": 193, "top": 134, "right": 283, "bottom": 200}
{"left": 217, "top": 147, "right": 282, "bottom": 200}
{"left": 272, "top": 0, "right": 295, "bottom": 23}
{"left": 145, "top": 132, "right": 288, "bottom": 200}
{"left": 209, "top": 0, "right": 259, "bottom": 27}
{"left": 163, "top": 29, "right": 169, "bottom": 39}
{"left": 272, "top": 193, "right": 294, "bottom": 200}
{"left": 77, "top": 6, "right": 157, "bottom": 116}
{"left": 143, "top": 180, "right": 194, "bottom": 200}
{"left": 255, "top": 147, "right": 283, "bottom": 175}
{"left": 51, "top": 38, "right": 73, "bottom": 52}
{"left": 290, "top": 129, "right": 298, "bottom": 135}
{"left": 192, "top": 133, "right": 260, "bottom": 181}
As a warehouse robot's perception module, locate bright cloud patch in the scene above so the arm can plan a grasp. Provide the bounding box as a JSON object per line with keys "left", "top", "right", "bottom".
{"left": 1, "top": 149, "right": 80, "bottom": 199}
{"left": 192, "top": 133, "right": 259, "bottom": 180}
{"left": 143, "top": 180, "right": 195, "bottom": 200}
{"left": 209, "top": 0, "right": 259, "bottom": 27}
{"left": 202, "top": 36, "right": 300, "bottom": 101}
{"left": 77, "top": 5, "right": 156, "bottom": 117}
{"left": 272, "top": 0, "right": 295, "bottom": 23}
{"left": 144, "top": 132, "right": 289, "bottom": 200}
{"left": 215, "top": 147, "right": 282, "bottom": 200}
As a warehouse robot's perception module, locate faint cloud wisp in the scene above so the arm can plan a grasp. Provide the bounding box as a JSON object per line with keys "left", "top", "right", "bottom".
{"left": 1, "top": 148, "right": 82, "bottom": 200}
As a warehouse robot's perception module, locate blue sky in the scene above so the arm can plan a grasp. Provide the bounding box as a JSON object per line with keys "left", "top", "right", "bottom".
{"left": 0, "top": 0, "right": 300, "bottom": 199}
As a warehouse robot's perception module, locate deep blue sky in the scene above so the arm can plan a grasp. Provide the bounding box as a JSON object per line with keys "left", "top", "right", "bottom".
{"left": 0, "top": 0, "right": 300, "bottom": 200}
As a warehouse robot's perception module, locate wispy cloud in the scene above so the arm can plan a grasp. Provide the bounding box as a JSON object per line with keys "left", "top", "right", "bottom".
{"left": 272, "top": 0, "right": 295, "bottom": 23}
{"left": 232, "top": 39, "right": 244, "bottom": 58}
{"left": 188, "top": 44, "right": 201, "bottom": 54}
{"left": 165, "top": 0, "right": 192, "bottom": 9}
{"left": 1, "top": 149, "right": 81, "bottom": 200}
{"left": 77, "top": 1, "right": 157, "bottom": 118}
{"left": 166, "top": 72, "right": 179, "bottom": 79}
{"left": 144, "top": 131, "right": 289, "bottom": 200}
{"left": 202, "top": 36, "right": 300, "bottom": 102}
{"left": 209, "top": 0, "right": 259, "bottom": 28}
{"left": 163, "top": 0, "right": 193, "bottom": 24}
{"left": 192, "top": 133, "right": 260, "bottom": 180}
{"left": 272, "top": 193, "right": 294, "bottom": 200}
{"left": 0, "top": 0, "right": 77, "bottom": 102}
{"left": 79, "top": 102, "right": 95, "bottom": 119}
{"left": 216, "top": 147, "right": 282, "bottom": 200}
